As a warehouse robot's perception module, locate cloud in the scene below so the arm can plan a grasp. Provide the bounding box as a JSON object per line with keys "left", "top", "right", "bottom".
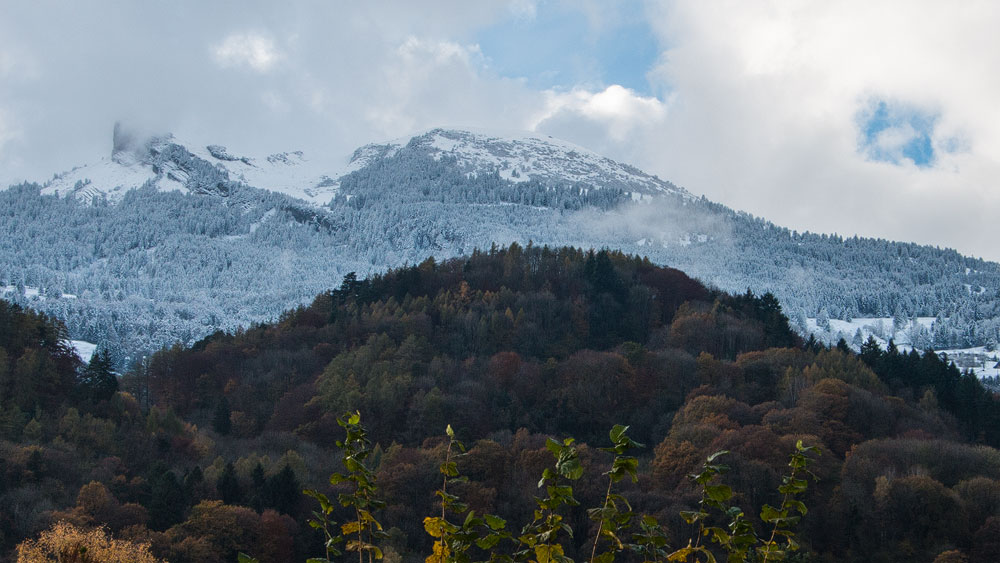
{"left": 528, "top": 85, "right": 669, "bottom": 163}
{"left": 212, "top": 32, "right": 281, "bottom": 72}
{"left": 537, "top": 85, "right": 668, "bottom": 137}
{"left": 1, "top": 0, "right": 999, "bottom": 262}
{"left": 507, "top": 0, "right": 538, "bottom": 21}
{"left": 0, "top": 109, "right": 19, "bottom": 156}
{"left": 615, "top": 0, "right": 1000, "bottom": 260}
{"left": 857, "top": 98, "right": 939, "bottom": 167}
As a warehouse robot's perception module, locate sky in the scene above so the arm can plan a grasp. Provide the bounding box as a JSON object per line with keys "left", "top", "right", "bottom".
{"left": 1, "top": 1, "right": 998, "bottom": 260}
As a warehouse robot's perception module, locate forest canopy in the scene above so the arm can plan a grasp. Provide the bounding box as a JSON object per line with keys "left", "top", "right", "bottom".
{"left": 3, "top": 245, "right": 1000, "bottom": 562}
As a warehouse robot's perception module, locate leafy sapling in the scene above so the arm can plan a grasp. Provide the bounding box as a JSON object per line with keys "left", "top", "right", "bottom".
{"left": 516, "top": 437, "right": 584, "bottom": 563}
{"left": 424, "top": 424, "right": 512, "bottom": 563}
{"left": 757, "top": 441, "right": 820, "bottom": 562}
{"left": 304, "top": 411, "right": 386, "bottom": 563}
{"left": 588, "top": 424, "right": 643, "bottom": 563}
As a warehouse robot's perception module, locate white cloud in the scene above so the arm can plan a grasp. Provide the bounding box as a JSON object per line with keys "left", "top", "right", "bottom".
{"left": 526, "top": 85, "right": 669, "bottom": 163}
{"left": 397, "top": 36, "right": 483, "bottom": 67}
{"left": 1, "top": 1, "right": 999, "bottom": 262}
{"left": 0, "top": 51, "right": 14, "bottom": 77}
{"left": 619, "top": 0, "right": 1000, "bottom": 260}
{"left": 0, "top": 109, "right": 18, "bottom": 154}
{"left": 211, "top": 32, "right": 281, "bottom": 72}
{"left": 507, "top": 0, "right": 538, "bottom": 21}
{"left": 536, "top": 85, "right": 668, "bottom": 139}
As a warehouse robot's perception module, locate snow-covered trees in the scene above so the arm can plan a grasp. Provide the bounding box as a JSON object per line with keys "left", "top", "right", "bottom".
{"left": 3, "top": 140, "right": 1000, "bottom": 365}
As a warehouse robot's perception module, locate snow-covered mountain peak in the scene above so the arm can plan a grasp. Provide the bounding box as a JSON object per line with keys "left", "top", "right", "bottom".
{"left": 41, "top": 125, "right": 347, "bottom": 205}
{"left": 378, "top": 128, "right": 692, "bottom": 199}
{"left": 38, "top": 124, "right": 692, "bottom": 207}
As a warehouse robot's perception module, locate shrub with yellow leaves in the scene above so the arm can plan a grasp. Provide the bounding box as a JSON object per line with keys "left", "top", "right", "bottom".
{"left": 16, "top": 521, "right": 161, "bottom": 563}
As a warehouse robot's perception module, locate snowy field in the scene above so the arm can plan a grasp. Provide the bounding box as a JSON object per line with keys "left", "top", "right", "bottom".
{"left": 803, "top": 316, "right": 1000, "bottom": 380}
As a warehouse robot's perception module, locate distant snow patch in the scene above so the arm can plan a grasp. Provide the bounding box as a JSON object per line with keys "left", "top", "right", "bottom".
{"left": 71, "top": 340, "right": 97, "bottom": 363}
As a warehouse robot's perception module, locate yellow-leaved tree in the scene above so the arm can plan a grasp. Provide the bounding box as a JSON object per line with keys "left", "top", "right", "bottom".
{"left": 16, "top": 521, "right": 162, "bottom": 563}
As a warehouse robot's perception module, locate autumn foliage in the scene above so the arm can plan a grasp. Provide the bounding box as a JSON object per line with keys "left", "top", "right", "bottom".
{"left": 4, "top": 245, "right": 1000, "bottom": 561}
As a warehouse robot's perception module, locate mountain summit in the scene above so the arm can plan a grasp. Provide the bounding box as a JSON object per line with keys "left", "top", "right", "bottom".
{"left": 3, "top": 126, "right": 1000, "bottom": 363}
{"left": 44, "top": 125, "right": 689, "bottom": 207}
{"left": 350, "top": 128, "right": 691, "bottom": 200}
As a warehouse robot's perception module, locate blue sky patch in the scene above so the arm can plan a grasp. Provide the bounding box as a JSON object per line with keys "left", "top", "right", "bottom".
{"left": 475, "top": 1, "right": 661, "bottom": 96}
{"left": 857, "top": 99, "right": 939, "bottom": 167}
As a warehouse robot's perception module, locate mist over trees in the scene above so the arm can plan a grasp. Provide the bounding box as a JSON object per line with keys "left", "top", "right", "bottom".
{"left": 2, "top": 134, "right": 999, "bottom": 367}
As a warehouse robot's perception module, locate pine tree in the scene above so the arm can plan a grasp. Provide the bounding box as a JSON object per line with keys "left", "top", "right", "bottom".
{"left": 218, "top": 462, "right": 242, "bottom": 505}
{"left": 212, "top": 396, "right": 232, "bottom": 436}
{"left": 79, "top": 349, "right": 117, "bottom": 403}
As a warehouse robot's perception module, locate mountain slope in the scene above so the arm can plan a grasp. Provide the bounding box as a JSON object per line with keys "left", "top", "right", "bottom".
{"left": 3, "top": 125, "right": 1000, "bottom": 364}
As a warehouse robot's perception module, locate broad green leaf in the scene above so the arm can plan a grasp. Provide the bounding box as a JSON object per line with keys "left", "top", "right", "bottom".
{"left": 609, "top": 424, "right": 628, "bottom": 444}
{"left": 705, "top": 484, "right": 733, "bottom": 502}
{"left": 485, "top": 514, "right": 507, "bottom": 530}
{"left": 760, "top": 505, "right": 784, "bottom": 522}
{"left": 476, "top": 534, "right": 502, "bottom": 550}
{"left": 534, "top": 543, "right": 564, "bottom": 563}
{"left": 784, "top": 499, "right": 808, "bottom": 515}
{"left": 546, "top": 438, "right": 562, "bottom": 456}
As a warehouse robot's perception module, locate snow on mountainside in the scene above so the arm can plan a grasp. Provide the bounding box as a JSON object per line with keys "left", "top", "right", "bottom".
{"left": 7, "top": 124, "right": 1000, "bottom": 368}
{"left": 41, "top": 125, "right": 686, "bottom": 207}
{"left": 349, "top": 128, "right": 692, "bottom": 200}
{"left": 42, "top": 123, "right": 349, "bottom": 206}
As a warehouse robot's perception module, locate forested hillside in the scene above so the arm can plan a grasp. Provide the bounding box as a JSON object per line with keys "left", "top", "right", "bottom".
{"left": 5, "top": 246, "right": 1000, "bottom": 562}
{"left": 4, "top": 129, "right": 1000, "bottom": 368}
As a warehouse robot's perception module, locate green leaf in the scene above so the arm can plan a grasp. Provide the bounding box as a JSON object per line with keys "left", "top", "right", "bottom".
{"left": 485, "top": 514, "right": 507, "bottom": 530}
{"left": 539, "top": 468, "right": 555, "bottom": 488}
{"left": 679, "top": 510, "right": 705, "bottom": 524}
{"left": 476, "top": 535, "right": 502, "bottom": 550}
{"left": 784, "top": 499, "right": 808, "bottom": 515}
{"left": 704, "top": 484, "right": 733, "bottom": 503}
{"left": 609, "top": 424, "right": 628, "bottom": 444}
{"left": 760, "top": 505, "right": 784, "bottom": 522}
{"left": 560, "top": 458, "right": 584, "bottom": 480}
{"left": 238, "top": 554, "right": 260, "bottom": 563}
{"left": 546, "top": 438, "right": 562, "bottom": 456}
{"left": 706, "top": 526, "right": 730, "bottom": 545}
{"left": 446, "top": 424, "right": 455, "bottom": 438}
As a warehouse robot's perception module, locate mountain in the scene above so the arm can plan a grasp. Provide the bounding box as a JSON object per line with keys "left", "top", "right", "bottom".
{"left": 2, "top": 125, "right": 1000, "bottom": 365}
{"left": 7, "top": 247, "right": 1000, "bottom": 562}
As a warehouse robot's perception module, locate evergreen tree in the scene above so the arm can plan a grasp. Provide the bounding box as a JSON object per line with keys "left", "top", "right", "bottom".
{"left": 148, "top": 470, "right": 186, "bottom": 531}
{"left": 218, "top": 462, "right": 242, "bottom": 505}
{"left": 265, "top": 465, "right": 300, "bottom": 515}
{"left": 212, "top": 396, "right": 232, "bottom": 436}
{"left": 79, "top": 349, "right": 117, "bottom": 403}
